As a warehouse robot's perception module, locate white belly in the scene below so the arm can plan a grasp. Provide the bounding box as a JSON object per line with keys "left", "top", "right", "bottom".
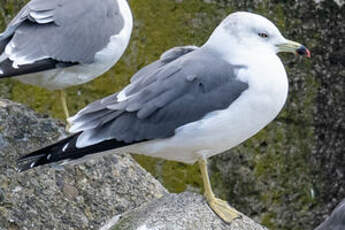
{"left": 125, "top": 56, "right": 289, "bottom": 164}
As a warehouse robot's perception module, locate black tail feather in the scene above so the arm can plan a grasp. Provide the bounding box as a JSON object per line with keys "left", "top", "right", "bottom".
{"left": 16, "top": 133, "right": 135, "bottom": 172}
{"left": 0, "top": 58, "right": 76, "bottom": 78}
{"left": 17, "top": 134, "right": 79, "bottom": 172}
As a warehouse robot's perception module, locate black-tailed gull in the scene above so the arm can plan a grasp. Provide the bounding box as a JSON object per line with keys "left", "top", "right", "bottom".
{"left": 17, "top": 12, "right": 310, "bottom": 223}
{"left": 0, "top": 0, "right": 133, "bottom": 121}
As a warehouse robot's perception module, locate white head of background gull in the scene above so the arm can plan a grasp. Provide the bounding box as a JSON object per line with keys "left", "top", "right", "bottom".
{"left": 16, "top": 12, "right": 310, "bottom": 224}
{"left": 0, "top": 0, "right": 133, "bottom": 121}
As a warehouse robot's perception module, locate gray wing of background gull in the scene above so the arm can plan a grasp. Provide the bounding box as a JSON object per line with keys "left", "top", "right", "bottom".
{"left": 70, "top": 47, "right": 249, "bottom": 147}
{"left": 0, "top": 0, "right": 124, "bottom": 77}
{"left": 315, "top": 199, "right": 345, "bottom": 230}
{"left": 17, "top": 46, "right": 249, "bottom": 170}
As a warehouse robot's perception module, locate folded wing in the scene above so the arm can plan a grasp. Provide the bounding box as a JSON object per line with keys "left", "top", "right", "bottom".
{"left": 70, "top": 48, "right": 249, "bottom": 147}
{"left": 0, "top": 0, "right": 124, "bottom": 77}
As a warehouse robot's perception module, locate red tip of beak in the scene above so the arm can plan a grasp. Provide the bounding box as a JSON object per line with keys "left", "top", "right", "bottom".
{"left": 296, "top": 45, "right": 311, "bottom": 58}
{"left": 306, "top": 48, "right": 311, "bottom": 58}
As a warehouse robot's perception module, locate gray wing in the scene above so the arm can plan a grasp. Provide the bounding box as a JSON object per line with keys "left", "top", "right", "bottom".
{"left": 72, "top": 45, "right": 200, "bottom": 115}
{"left": 69, "top": 48, "right": 249, "bottom": 147}
{"left": 315, "top": 199, "right": 345, "bottom": 230}
{"left": 129, "top": 45, "right": 200, "bottom": 83}
{"left": 0, "top": 0, "right": 124, "bottom": 65}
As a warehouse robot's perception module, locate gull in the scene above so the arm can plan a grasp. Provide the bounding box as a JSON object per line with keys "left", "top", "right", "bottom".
{"left": 17, "top": 12, "right": 310, "bottom": 223}
{"left": 0, "top": 0, "right": 133, "bottom": 122}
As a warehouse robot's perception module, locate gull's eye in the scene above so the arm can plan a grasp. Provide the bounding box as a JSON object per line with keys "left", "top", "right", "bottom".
{"left": 258, "top": 33, "right": 269, "bottom": 38}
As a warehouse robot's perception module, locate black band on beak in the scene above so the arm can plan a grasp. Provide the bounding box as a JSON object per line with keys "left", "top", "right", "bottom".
{"left": 296, "top": 45, "right": 311, "bottom": 58}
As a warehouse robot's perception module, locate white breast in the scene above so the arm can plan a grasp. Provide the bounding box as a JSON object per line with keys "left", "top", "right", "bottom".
{"left": 16, "top": 0, "right": 133, "bottom": 90}
{"left": 125, "top": 54, "right": 289, "bottom": 164}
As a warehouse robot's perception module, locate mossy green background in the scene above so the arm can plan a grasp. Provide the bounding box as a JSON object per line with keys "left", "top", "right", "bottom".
{"left": 1, "top": 0, "right": 344, "bottom": 230}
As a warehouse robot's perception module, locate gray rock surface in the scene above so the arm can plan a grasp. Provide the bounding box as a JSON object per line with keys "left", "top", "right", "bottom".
{"left": 0, "top": 99, "right": 268, "bottom": 229}
{"left": 111, "top": 192, "right": 267, "bottom": 230}
{"left": 0, "top": 99, "right": 167, "bottom": 230}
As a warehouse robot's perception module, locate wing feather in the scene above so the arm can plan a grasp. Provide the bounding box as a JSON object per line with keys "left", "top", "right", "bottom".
{"left": 0, "top": 0, "right": 125, "bottom": 77}
{"left": 70, "top": 48, "right": 249, "bottom": 146}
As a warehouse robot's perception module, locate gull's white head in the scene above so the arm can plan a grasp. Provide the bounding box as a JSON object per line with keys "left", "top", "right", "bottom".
{"left": 204, "top": 12, "right": 310, "bottom": 58}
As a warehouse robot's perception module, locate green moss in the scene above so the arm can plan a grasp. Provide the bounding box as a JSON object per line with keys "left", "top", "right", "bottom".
{"left": 261, "top": 212, "right": 276, "bottom": 227}
{"left": 133, "top": 155, "right": 203, "bottom": 193}
{"left": 162, "top": 161, "right": 202, "bottom": 193}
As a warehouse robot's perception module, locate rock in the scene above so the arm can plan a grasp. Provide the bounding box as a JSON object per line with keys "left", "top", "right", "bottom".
{"left": 315, "top": 198, "right": 345, "bottom": 230}
{"left": 110, "top": 192, "right": 268, "bottom": 230}
{"left": 0, "top": 99, "right": 167, "bottom": 230}
{"left": 0, "top": 100, "right": 268, "bottom": 230}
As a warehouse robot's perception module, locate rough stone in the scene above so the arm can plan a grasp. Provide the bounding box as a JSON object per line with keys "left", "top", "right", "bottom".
{"left": 0, "top": 99, "right": 167, "bottom": 230}
{"left": 110, "top": 192, "right": 268, "bottom": 230}
{"left": 0, "top": 99, "right": 270, "bottom": 229}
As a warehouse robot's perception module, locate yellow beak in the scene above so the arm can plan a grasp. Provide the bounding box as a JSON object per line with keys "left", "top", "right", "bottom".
{"left": 276, "top": 39, "right": 311, "bottom": 58}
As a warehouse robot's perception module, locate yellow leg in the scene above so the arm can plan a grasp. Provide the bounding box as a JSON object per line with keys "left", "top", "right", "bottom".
{"left": 58, "top": 90, "right": 70, "bottom": 129}
{"left": 198, "top": 158, "right": 241, "bottom": 223}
